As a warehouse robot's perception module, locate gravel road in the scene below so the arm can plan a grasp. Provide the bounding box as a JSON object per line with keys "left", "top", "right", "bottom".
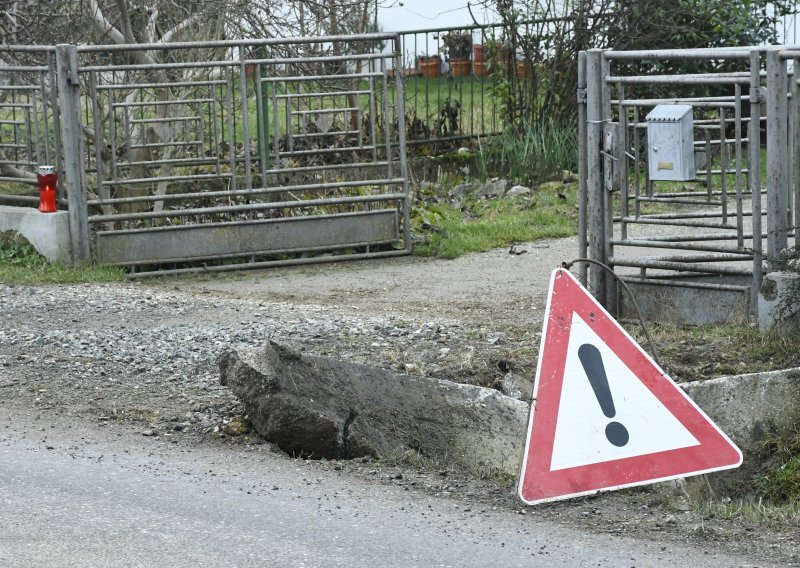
{"left": 1, "top": 237, "right": 798, "bottom": 566}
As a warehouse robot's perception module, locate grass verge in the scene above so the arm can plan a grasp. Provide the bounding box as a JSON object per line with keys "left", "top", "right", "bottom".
{"left": 414, "top": 182, "right": 577, "bottom": 258}
{"left": 0, "top": 232, "right": 125, "bottom": 285}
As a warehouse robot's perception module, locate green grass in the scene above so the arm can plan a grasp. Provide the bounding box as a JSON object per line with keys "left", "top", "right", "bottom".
{"left": 414, "top": 183, "right": 577, "bottom": 258}
{"left": 0, "top": 232, "right": 124, "bottom": 285}
{"left": 475, "top": 118, "right": 578, "bottom": 186}
{"left": 246, "top": 73, "right": 500, "bottom": 144}
{"left": 700, "top": 498, "right": 800, "bottom": 525}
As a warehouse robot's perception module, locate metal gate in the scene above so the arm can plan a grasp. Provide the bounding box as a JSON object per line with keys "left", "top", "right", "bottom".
{"left": 578, "top": 47, "right": 798, "bottom": 324}
{"left": 0, "top": 34, "right": 410, "bottom": 276}
{"left": 77, "top": 34, "right": 410, "bottom": 276}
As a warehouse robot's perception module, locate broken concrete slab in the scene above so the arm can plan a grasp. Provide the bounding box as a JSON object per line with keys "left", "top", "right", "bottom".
{"left": 220, "top": 341, "right": 800, "bottom": 497}
{"left": 219, "top": 341, "right": 529, "bottom": 477}
{"left": 681, "top": 368, "right": 800, "bottom": 497}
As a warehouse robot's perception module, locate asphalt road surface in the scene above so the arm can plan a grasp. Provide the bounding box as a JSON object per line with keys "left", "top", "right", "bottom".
{"left": 0, "top": 404, "right": 764, "bottom": 568}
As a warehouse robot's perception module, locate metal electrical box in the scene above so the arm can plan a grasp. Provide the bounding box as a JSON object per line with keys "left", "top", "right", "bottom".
{"left": 646, "top": 104, "right": 695, "bottom": 181}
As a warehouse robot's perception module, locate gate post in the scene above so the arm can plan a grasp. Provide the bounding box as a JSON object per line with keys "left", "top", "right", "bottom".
{"left": 393, "top": 35, "right": 412, "bottom": 254}
{"left": 586, "top": 49, "right": 606, "bottom": 302}
{"left": 749, "top": 50, "right": 763, "bottom": 315}
{"left": 55, "top": 44, "right": 90, "bottom": 264}
{"left": 766, "top": 48, "right": 789, "bottom": 259}
{"left": 577, "top": 51, "right": 588, "bottom": 283}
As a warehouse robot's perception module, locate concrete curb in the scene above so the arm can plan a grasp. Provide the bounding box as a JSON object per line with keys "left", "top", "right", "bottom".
{"left": 681, "top": 368, "right": 800, "bottom": 496}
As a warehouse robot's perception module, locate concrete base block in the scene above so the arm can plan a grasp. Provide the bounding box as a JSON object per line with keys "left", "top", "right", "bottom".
{"left": 619, "top": 276, "right": 751, "bottom": 325}
{"left": 0, "top": 205, "right": 72, "bottom": 263}
{"left": 758, "top": 271, "right": 800, "bottom": 337}
{"left": 681, "top": 369, "right": 800, "bottom": 497}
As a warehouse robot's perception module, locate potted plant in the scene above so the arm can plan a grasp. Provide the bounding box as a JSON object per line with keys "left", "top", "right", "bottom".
{"left": 417, "top": 54, "right": 441, "bottom": 79}
{"left": 441, "top": 31, "right": 472, "bottom": 77}
{"left": 472, "top": 39, "right": 502, "bottom": 77}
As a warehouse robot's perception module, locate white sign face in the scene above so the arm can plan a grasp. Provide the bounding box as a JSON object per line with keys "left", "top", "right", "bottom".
{"left": 518, "top": 268, "right": 743, "bottom": 506}
{"left": 549, "top": 313, "right": 699, "bottom": 472}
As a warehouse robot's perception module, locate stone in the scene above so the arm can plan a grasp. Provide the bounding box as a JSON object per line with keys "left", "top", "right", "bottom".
{"left": 219, "top": 341, "right": 529, "bottom": 476}
{"left": 506, "top": 185, "right": 532, "bottom": 197}
{"left": 476, "top": 179, "right": 507, "bottom": 199}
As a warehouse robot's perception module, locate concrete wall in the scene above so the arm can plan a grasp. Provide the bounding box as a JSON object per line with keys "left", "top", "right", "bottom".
{"left": 0, "top": 205, "right": 72, "bottom": 263}
{"left": 681, "top": 368, "right": 800, "bottom": 497}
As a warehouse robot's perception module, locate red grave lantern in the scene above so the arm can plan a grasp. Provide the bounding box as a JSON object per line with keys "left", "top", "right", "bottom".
{"left": 37, "top": 165, "right": 58, "bottom": 213}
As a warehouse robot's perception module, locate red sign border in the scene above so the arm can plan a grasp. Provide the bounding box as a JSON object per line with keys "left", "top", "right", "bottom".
{"left": 518, "top": 268, "right": 742, "bottom": 505}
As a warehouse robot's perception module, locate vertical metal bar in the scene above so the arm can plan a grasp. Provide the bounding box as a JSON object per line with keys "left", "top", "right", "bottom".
{"left": 210, "top": 82, "right": 222, "bottom": 175}
{"left": 705, "top": 130, "right": 712, "bottom": 201}
{"left": 239, "top": 56, "right": 253, "bottom": 190}
{"left": 393, "top": 36, "right": 412, "bottom": 254}
{"left": 381, "top": 57, "right": 393, "bottom": 178}
{"left": 225, "top": 76, "right": 236, "bottom": 191}
{"left": 356, "top": 88, "right": 363, "bottom": 149}
{"left": 39, "top": 72, "right": 51, "bottom": 165}
{"left": 48, "top": 54, "right": 64, "bottom": 200}
{"left": 31, "top": 82, "right": 42, "bottom": 164}
{"left": 618, "top": 85, "right": 629, "bottom": 241}
{"left": 794, "top": 61, "right": 800, "bottom": 241}
{"left": 271, "top": 76, "right": 280, "bottom": 164}
{"left": 22, "top": 105, "right": 33, "bottom": 165}
{"left": 633, "top": 106, "right": 641, "bottom": 218}
{"left": 586, "top": 49, "right": 606, "bottom": 302}
{"left": 750, "top": 50, "right": 763, "bottom": 315}
{"left": 734, "top": 84, "right": 744, "bottom": 248}
{"left": 368, "top": 76, "right": 378, "bottom": 162}
{"left": 89, "top": 72, "right": 105, "bottom": 200}
{"left": 255, "top": 65, "right": 267, "bottom": 184}
{"left": 719, "top": 107, "right": 728, "bottom": 223}
{"left": 285, "top": 97, "right": 292, "bottom": 152}
{"left": 766, "top": 48, "right": 789, "bottom": 258}
{"left": 602, "top": 55, "right": 616, "bottom": 312}
{"left": 108, "top": 96, "right": 119, "bottom": 181}
{"left": 55, "top": 44, "right": 90, "bottom": 263}
{"left": 789, "top": 65, "right": 796, "bottom": 237}
{"left": 577, "top": 51, "right": 588, "bottom": 282}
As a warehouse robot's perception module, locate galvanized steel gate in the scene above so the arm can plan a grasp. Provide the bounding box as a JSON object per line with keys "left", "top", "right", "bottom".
{"left": 0, "top": 34, "right": 410, "bottom": 276}
{"left": 578, "top": 47, "right": 799, "bottom": 324}
{"left": 85, "top": 34, "right": 410, "bottom": 276}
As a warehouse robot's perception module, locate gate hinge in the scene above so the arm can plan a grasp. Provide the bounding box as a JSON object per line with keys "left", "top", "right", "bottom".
{"left": 577, "top": 88, "right": 587, "bottom": 104}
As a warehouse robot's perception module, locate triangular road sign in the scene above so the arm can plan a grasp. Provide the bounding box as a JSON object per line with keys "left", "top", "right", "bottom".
{"left": 519, "top": 268, "right": 742, "bottom": 505}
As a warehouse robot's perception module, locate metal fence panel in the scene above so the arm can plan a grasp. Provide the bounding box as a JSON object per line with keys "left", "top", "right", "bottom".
{"left": 579, "top": 46, "right": 799, "bottom": 322}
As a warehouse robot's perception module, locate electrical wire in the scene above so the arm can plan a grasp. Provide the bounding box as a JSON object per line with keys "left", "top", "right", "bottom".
{"left": 561, "top": 258, "right": 664, "bottom": 369}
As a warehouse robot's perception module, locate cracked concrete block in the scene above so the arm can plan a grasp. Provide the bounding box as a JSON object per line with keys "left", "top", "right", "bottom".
{"left": 219, "top": 341, "right": 529, "bottom": 477}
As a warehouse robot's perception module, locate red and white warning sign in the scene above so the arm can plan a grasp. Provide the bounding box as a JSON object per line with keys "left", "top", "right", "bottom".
{"left": 518, "top": 268, "right": 742, "bottom": 505}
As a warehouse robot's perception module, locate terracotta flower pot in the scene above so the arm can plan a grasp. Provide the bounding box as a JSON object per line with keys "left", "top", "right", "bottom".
{"left": 450, "top": 59, "right": 471, "bottom": 77}
{"left": 419, "top": 57, "right": 441, "bottom": 79}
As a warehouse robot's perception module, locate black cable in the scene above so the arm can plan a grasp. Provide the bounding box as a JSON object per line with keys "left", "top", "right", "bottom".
{"left": 561, "top": 258, "right": 663, "bottom": 369}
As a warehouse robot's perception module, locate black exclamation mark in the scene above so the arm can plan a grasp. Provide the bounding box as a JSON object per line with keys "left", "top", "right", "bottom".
{"left": 578, "top": 344, "right": 630, "bottom": 447}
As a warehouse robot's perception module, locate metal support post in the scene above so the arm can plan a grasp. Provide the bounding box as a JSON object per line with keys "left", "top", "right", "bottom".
{"left": 577, "top": 51, "right": 588, "bottom": 283}
{"left": 602, "top": 53, "right": 617, "bottom": 312}
{"left": 55, "top": 44, "right": 91, "bottom": 264}
{"left": 586, "top": 50, "right": 606, "bottom": 302}
{"left": 766, "top": 48, "right": 789, "bottom": 258}
{"left": 393, "top": 36, "right": 412, "bottom": 253}
{"left": 749, "top": 50, "right": 763, "bottom": 315}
